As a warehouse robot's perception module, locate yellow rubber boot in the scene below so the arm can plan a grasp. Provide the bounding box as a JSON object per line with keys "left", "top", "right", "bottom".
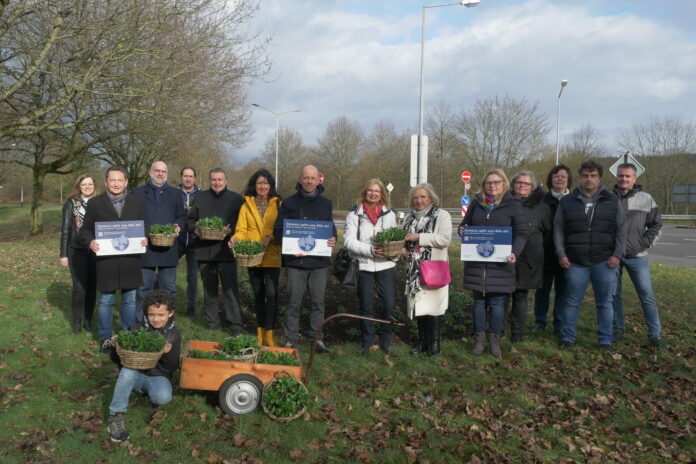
{"left": 257, "top": 327, "right": 265, "bottom": 346}
{"left": 265, "top": 330, "right": 277, "bottom": 347}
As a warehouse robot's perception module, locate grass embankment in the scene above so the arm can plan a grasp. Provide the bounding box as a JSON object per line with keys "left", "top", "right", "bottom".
{"left": 0, "top": 205, "right": 694, "bottom": 463}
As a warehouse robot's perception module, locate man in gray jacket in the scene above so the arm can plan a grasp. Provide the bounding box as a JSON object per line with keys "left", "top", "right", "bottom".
{"left": 612, "top": 163, "right": 665, "bottom": 349}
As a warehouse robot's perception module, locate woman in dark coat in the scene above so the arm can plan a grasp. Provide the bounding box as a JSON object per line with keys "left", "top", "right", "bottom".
{"left": 459, "top": 169, "right": 527, "bottom": 357}
{"left": 506, "top": 171, "right": 551, "bottom": 342}
{"left": 60, "top": 174, "right": 98, "bottom": 334}
{"left": 533, "top": 164, "right": 572, "bottom": 334}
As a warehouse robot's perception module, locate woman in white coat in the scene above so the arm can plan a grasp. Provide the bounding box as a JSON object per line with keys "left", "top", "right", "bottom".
{"left": 344, "top": 179, "right": 397, "bottom": 354}
{"left": 403, "top": 183, "right": 452, "bottom": 356}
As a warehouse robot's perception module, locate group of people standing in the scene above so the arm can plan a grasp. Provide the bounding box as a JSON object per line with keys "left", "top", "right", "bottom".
{"left": 59, "top": 159, "right": 666, "bottom": 361}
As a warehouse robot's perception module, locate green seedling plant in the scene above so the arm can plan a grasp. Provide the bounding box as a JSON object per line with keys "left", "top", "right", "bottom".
{"left": 373, "top": 227, "right": 407, "bottom": 245}
{"left": 262, "top": 375, "right": 310, "bottom": 418}
{"left": 149, "top": 224, "right": 176, "bottom": 235}
{"left": 116, "top": 327, "right": 166, "bottom": 352}
{"left": 233, "top": 240, "right": 264, "bottom": 256}
{"left": 188, "top": 349, "right": 230, "bottom": 360}
{"left": 220, "top": 334, "right": 258, "bottom": 357}
{"left": 196, "top": 216, "right": 225, "bottom": 229}
{"left": 256, "top": 350, "right": 299, "bottom": 366}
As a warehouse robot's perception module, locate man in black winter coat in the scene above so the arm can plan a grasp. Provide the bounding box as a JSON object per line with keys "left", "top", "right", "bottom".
{"left": 186, "top": 168, "right": 244, "bottom": 333}
{"left": 273, "top": 165, "right": 337, "bottom": 353}
{"left": 131, "top": 161, "right": 186, "bottom": 322}
{"left": 553, "top": 160, "right": 626, "bottom": 349}
{"left": 80, "top": 166, "right": 148, "bottom": 348}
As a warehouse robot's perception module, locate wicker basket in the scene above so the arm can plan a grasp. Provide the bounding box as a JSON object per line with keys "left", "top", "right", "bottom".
{"left": 196, "top": 226, "right": 230, "bottom": 241}
{"left": 229, "top": 346, "right": 259, "bottom": 363}
{"left": 261, "top": 372, "right": 308, "bottom": 422}
{"left": 382, "top": 240, "right": 405, "bottom": 258}
{"left": 115, "top": 342, "right": 165, "bottom": 370}
{"left": 233, "top": 250, "right": 265, "bottom": 267}
{"left": 149, "top": 233, "right": 179, "bottom": 247}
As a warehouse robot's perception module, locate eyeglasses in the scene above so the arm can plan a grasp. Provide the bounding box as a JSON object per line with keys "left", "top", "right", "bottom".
{"left": 515, "top": 181, "right": 532, "bottom": 186}
{"left": 484, "top": 180, "right": 503, "bottom": 186}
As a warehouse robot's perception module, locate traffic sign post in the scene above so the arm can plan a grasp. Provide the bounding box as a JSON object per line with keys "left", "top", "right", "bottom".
{"left": 461, "top": 195, "right": 470, "bottom": 218}
{"left": 461, "top": 171, "right": 471, "bottom": 183}
{"left": 319, "top": 173, "right": 324, "bottom": 184}
{"left": 386, "top": 182, "right": 394, "bottom": 201}
{"left": 609, "top": 152, "right": 645, "bottom": 177}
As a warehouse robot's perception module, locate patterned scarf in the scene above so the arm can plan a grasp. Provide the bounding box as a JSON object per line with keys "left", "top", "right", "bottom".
{"left": 402, "top": 205, "right": 439, "bottom": 316}
{"left": 71, "top": 196, "right": 89, "bottom": 232}
{"left": 362, "top": 202, "right": 381, "bottom": 225}
{"left": 485, "top": 195, "right": 497, "bottom": 213}
{"left": 255, "top": 197, "right": 268, "bottom": 218}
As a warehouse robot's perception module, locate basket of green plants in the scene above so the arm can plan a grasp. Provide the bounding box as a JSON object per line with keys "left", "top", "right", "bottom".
{"left": 220, "top": 334, "right": 259, "bottom": 363}
{"left": 113, "top": 327, "right": 167, "bottom": 370}
{"left": 195, "top": 216, "right": 230, "bottom": 241}
{"left": 149, "top": 223, "right": 179, "bottom": 247}
{"left": 373, "top": 227, "right": 407, "bottom": 258}
{"left": 261, "top": 372, "right": 310, "bottom": 422}
{"left": 256, "top": 349, "right": 300, "bottom": 366}
{"left": 231, "top": 239, "right": 265, "bottom": 267}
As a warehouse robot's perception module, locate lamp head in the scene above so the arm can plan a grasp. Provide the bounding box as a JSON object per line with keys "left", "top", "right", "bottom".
{"left": 461, "top": 0, "right": 480, "bottom": 7}
{"left": 561, "top": 80, "right": 568, "bottom": 87}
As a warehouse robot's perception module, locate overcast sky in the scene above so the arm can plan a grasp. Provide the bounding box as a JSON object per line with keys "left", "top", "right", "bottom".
{"left": 238, "top": 0, "right": 696, "bottom": 162}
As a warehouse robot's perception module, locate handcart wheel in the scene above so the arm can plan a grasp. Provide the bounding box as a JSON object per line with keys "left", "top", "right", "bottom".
{"left": 219, "top": 374, "right": 264, "bottom": 415}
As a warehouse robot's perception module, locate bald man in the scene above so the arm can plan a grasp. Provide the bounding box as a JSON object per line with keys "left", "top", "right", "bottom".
{"left": 132, "top": 161, "right": 186, "bottom": 321}
{"left": 273, "top": 165, "right": 337, "bottom": 353}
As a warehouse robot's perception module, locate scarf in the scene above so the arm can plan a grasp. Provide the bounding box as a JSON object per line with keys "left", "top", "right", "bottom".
{"left": 362, "top": 202, "right": 381, "bottom": 226}
{"left": 148, "top": 180, "right": 167, "bottom": 203}
{"left": 255, "top": 197, "right": 269, "bottom": 218}
{"left": 551, "top": 189, "right": 569, "bottom": 201}
{"left": 402, "top": 204, "right": 439, "bottom": 317}
{"left": 71, "top": 195, "right": 89, "bottom": 232}
{"left": 106, "top": 191, "right": 126, "bottom": 217}
{"left": 485, "top": 195, "right": 498, "bottom": 213}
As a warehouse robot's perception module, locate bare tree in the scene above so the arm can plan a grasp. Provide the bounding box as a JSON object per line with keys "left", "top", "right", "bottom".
{"left": 361, "top": 121, "right": 410, "bottom": 207}
{"left": 426, "top": 101, "right": 459, "bottom": 206}
{"left": 260, "top": 126, "right": 307, "bottom": 196}
{"left": 313, "top": 116, "right": 364, "bottom": 209}
{"left": 454, "top": 95, "right": 550, "bottom": 176}
{"left": 564, "top": 122, "right": 606, "bottom": 161}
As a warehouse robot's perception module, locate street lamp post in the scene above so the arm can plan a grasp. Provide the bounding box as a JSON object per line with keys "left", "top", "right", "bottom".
{"left": 417, "top": 0, "right": 480, "bottom": 185}
{"left": 251, "top": 103, "right": 302, "bottom": 190}
{"left": 555, "top": 79, "right": 568, "bottom": 165}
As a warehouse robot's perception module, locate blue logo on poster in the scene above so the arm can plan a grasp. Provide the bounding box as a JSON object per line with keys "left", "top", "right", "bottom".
{"left": 112, "top": 235, "right": 130, "bottom": 251}
{"left": 476, "top": 240, "right": 495, "bottom": 257}
{"left": 298, "top": 235, "right": 316, "bottom": 252}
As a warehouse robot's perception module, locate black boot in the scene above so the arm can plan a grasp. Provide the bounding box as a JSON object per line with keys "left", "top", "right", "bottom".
{"left": 410, "top": 317, "right": 429, "bottom": 355}
{"left": 428, "top": 316, "right": 441, "bottom": 356}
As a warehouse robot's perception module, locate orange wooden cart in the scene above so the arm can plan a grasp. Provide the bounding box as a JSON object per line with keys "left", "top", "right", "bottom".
{"left": 180, "top": 340, "right": 302, "bottom": 415}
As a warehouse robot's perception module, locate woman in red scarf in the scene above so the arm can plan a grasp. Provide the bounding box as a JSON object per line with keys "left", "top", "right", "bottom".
{"left": 343, "top": 179, "right": 398, "bottom": 354}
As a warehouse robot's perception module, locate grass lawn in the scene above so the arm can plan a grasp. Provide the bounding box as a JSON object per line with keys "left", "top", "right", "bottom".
{"left": 0, "top": 205, "right": 694, "bottom": 463}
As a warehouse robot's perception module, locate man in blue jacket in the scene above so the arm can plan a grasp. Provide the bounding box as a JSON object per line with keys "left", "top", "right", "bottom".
{"left": 132, "top": 161, "right": 186, "bottom": 321}
{"left": 273, "top": 165, "right": 337, "bottom": 353}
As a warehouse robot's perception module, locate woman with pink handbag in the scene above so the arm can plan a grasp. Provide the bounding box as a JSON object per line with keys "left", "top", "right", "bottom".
{"left": 403, "top": 183, "right": 452, "bottom": 356}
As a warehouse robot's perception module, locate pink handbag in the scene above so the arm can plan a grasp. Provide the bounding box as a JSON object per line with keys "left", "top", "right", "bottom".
{"left": 419, "top": 260, "right": 451, "bottom": 289}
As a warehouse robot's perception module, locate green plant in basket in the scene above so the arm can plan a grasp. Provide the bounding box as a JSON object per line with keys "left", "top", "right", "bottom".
{"left": 257, "top": 350, "right": 299, "bottom": 366}
{"left": 196, "top": 216, "right": 224, "bottom": 229}
{"left": 233, "top": 239, "right": 264, "bottom": 256}
{"left": 220, "top": 334, "right": 258, "bottom": 356}
{"left": 116, "top": 327, "right": 166, "bottom": 352}
{"left": 188, "top": 349, "right": 229, "bottom": 360}
{"left": 150, "top": 223, "right": 176, "bottom": 235}
{"left": 373, "top": 227, "right": 407, "bottom": 245}
{"left": 262, "top": 375, "right": 310, "bottom": 419}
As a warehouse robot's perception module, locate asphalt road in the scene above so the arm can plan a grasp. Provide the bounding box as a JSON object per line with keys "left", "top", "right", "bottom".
{"left": 334, "top": 221, "right": 696, "bottom": 269}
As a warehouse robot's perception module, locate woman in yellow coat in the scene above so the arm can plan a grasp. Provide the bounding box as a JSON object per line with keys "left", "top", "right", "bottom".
{"left": 230, "top": 169, "right": 282, "bottom": 346}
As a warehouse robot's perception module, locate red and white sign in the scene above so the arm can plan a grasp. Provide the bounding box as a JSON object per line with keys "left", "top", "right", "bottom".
{"left": 461, "top": 206, "right": 468, "bottom": 218}
{"left": 461, "top": 171, "right": 471, "bottom": 182}
{"left": 319, "top": 173, "right": 324, "bottom": 184}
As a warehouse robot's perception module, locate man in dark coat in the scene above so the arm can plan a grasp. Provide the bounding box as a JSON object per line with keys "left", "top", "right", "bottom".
{"left": 554, "top": 160, "right": 626, "bottom": 349}
{"left": 177, "top": 166, "right": 201, "bottom": 318}
{"left": 186, "top": 168, "right": 244, "bottom": 333}
{"left": 131, "top": 161, "right": 186, "bottom": 321}
{"left": 273, "top": 165, "right": 337, "bottom": 353}
{"left": 79, "top": 166, "right": 147, "bottom": 347}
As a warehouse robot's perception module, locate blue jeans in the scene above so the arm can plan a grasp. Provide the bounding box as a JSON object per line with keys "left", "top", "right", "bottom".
{"left": 98, "top": 289, "right": 136, "bottom": 339}
{"left": 357, "top": 268, "right": 396, "bottom": 348}
{"left": 473, "top": 291, "right": 507, "bottom": 335}
{"left": 109, "top": 367, "right": 172, "bottom": 414}
{"left": 136, "top": 266, "right": 177, "bottom": 322}
{"left": 612, "top": 256, "right": 661, "bottom": 339}
{"left": 559, "top": 261, "right": 617, "bottom": 345}
{"left": 534, "top": 264, "right": 566, "bottom": 330}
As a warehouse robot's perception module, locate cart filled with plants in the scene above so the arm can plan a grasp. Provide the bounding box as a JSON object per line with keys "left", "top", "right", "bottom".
{"left": 180, "top": 335, "right": 305, "bottom": 418}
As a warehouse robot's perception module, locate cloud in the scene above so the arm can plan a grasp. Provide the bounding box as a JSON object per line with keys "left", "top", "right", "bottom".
{"left": 239, "top": 0, "right": 696, "bottom": 161}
